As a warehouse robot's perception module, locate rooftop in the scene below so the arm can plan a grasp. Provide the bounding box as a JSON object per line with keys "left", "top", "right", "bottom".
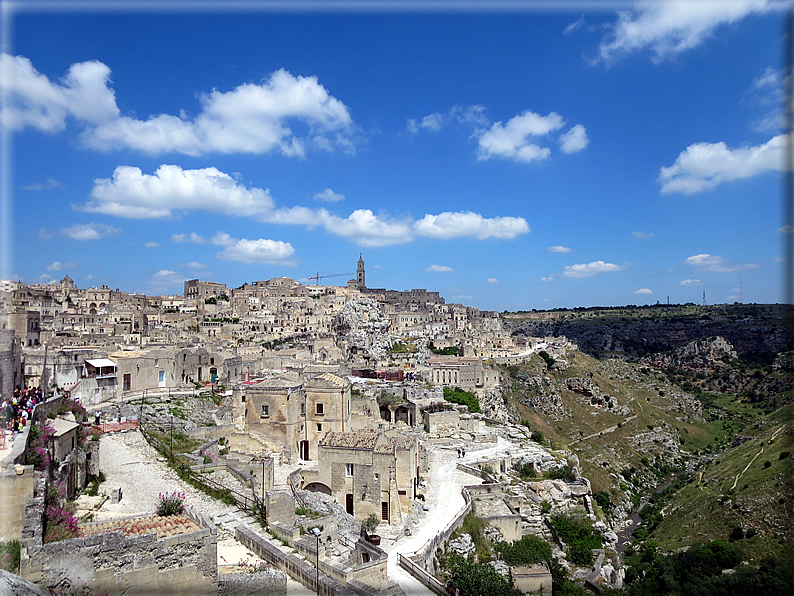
{"left": 322, "top": 429, "right": 379, "bottom": 449}
{"left": 80, "top": 514, "right": 201, "bottom": 539}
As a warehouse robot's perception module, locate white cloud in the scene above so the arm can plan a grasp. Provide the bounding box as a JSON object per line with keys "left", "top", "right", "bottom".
{"left": 635, "top": 288, "right": 653, "bottom": 295}
{"left": 210, "top": 232, "right": 236, "bottom": 247}
{"left": 84, "top": 165, "right": 275, "bottom": 219}
{"left": 24, "top": 178, "right": 63, "bottom": 191}
{"left": 559, "top": 124, "right": 589, "bottom": 154}
{"left": 633, "top": 231, "right": 656, "bottom": 239}
{"left": 562, "top": 261, "right": 625, "bottom": 278}
{"left": 597, "top": 0, "right": 780, "bottom": 64}
{"left": 154, "top": 269, "right": 177, "bottom": 277}
{"left": 45, "top": 261, "right": 75, "bottom": 271}
{"left": 85, "top": 164, "right": 528, "bottom": 247}
{"left": 407, "top": 112, "right": 444, "bottom": 133}
{"left": 487, "top": 278, "right": 499, "bottom": 284}
{"left": 185, "top": 261, "right": 206, "bottom": 269}
{"left": 679, "top": 278, "right": 702, "bottom": 286}
{"left": 0, "top": 54, "right": 119, "bottom": 132}
{"left": 658, "top": 135, "right": 782, "bottom": 194}
{"left": 144, "top": 241, "right": 159, "bottom": 248}
{"left": 547, "top": 245, "right": 572, "bottom": 253}
{"left": 779, "top": 225, "right": 794, "bottom": 234}
{"left": 476, "top": 110, "right": 564, "bottom": 163}
{"left": 38, "top": 274, "right": 57, "bottom": 283}
{"left": 413, "top": 211, "right": 529, "bottom": 240}
{"left": 564, "top": 15, "right": 586, "bottom": 34}
{"left": 60, "top": 222, "right": 121, "bottom": 241}
{"left": 426, "top": 265, "right": 454, "bottom": 272}
{"left": 406, "top": 105, "right": 489, "bottom": 134}
{"left": 171, "top": 232, "right": 207, "bottom": 244}
{"left": 541, "top": 276, "right": 555, "bottom": 282}
{"left": 216, "top": 238, "right": 297, "bottom": 265}
{"left": 685, "top": 253, "right": 760, "bottom": 272}
{"left": 314, "top": 188, "right": 345, "bottom": 203}
{"left": 1, "top": 54, "right": 356, "bottom": 157}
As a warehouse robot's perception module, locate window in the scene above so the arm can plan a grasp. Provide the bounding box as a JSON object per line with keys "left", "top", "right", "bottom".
{"left": 316, "top": 402, "right": 324, "bottom": 415}
{"left": 317, "top": 423, "right": 322, "bottom": 432}
{"left": 346, "top": 463, "right": 353, "bottom": 477}
{"left": 300, "top": 402, "right": 305, "bottom": 415}
{"left": 261, "top": 404, "right": 269, "bottom": 417}
{"left": 242, "top": 395, "right": 246, "bottom": 403}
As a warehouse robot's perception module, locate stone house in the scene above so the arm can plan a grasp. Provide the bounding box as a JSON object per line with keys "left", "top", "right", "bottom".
{"left": 238, "top": 372, "right": 351, "bottom": 464}
{"left": 301, "top": 428, "right": 419, "bottom": 526}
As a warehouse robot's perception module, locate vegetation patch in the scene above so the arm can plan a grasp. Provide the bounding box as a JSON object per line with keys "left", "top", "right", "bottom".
{"left": 443, "top": 387, "right": 481, "bottom": 413}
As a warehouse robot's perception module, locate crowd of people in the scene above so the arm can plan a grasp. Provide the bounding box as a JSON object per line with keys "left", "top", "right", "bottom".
{"left": 1, "top": 387, "right": 47, "bottom": 447}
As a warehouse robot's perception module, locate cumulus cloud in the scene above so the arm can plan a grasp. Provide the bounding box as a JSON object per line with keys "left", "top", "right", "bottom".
{"left": 679, "top": 278, "right": 702, "bottom": 285}
{"left": 83, "top": 165, "right": 528, "bottom": 247}
{"left": 487, "top": 278, "right": 499, "bottom": 284}
{"left": 144, "top": 241, "right": 159, "bottom": 248}
{"left": 1, "top": 54, "right": 356, "bottom": 157}
{"left": 407, "top": 112, "right": 445, "bottom": 133}
{"left": 562, "top": 261, "right": 625, "bottom": 278}
{"left": 154, "top": 269, "right": 177, "bottom": 277}
{"left": 83, "top": 165, "right": 275, "bottom": 219}
{"left": 658, "top": 135, "right": 781, "bottom": 194}
{"left": 24, "top": 178, "right": 63, "bottom": 191}
{"left": 559, "top": 124, "right": 589, "bottom": 154}
{"left": 685, "top": 253, "right": 760, "bottom": 272}
{"left": 426, "top": 265, "right": 454, "bottom": 272}
{"left": 185, "top": 261, "right": 206, "bottom": 269}
{"left": 60, "top": 222, "right": 121, "bottom": 240}
{"left": 597, "top": 0, "right": 780, "bottom": 64}
{"left": 547, "top": 245, "right": 572, "bottom": 253}
{"left": 413, "top": 211, "right": 529, "bottom": 240}
{"left": 633, "top": 231, "right": 656, "bottom": 239}
{"left": 314, "top": 188, "right": 345, "bottom": 202}
{"left": 215, "top": 237, "right": 297, "bottom": 265}
{"left": 635, "top": 288, "right": 653, "bottom": 295}
{"left": 476, "top": 110, "right": 565, "bottom": 162}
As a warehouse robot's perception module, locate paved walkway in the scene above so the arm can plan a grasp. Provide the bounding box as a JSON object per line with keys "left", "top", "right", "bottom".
{"left": 382, "top": 436, "right": 513, "bottom": 595}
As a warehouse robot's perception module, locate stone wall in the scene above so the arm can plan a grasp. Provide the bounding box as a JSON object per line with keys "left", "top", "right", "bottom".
{"left": 218, "top": 570, "right": 287, "bottom": 596}
{"left": 0, "top": 466, "right": 36, "bottom": 541}
{"left": 424, "top": 410, "right": 459, "bottom": 437}
{"left": 20, "top": 495, "right": 218, "bottom": 596}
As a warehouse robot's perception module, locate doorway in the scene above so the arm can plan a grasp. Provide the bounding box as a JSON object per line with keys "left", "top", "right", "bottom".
{"left": 346, "top": 494, "right": 354, "bottom": 515}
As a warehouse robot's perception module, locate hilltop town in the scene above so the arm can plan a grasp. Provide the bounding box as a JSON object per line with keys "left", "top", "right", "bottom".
{"left": 0, "top": 258, "right": 790, "bottom": 596}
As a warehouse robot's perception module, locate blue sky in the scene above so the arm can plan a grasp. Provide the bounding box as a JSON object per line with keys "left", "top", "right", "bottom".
{"left": 0, "top": 1, "right": 787, "bottom": 310}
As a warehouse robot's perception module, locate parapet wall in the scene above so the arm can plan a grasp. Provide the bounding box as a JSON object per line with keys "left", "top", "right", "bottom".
{"left": 20, "top": 495, "right": 218, "bottom": 596}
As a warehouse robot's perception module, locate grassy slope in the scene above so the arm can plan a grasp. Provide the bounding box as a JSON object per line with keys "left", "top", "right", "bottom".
{"left": 651, "top": 403, "right": 793, "bottom": 563}
{"left": 504, "top": 351, "right": 713, "bottom": 500}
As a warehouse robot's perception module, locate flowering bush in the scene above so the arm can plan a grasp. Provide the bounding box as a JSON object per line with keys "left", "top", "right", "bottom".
{"left": 25, "top": 422, "right": 55, "bottom": 472}
{"left": 44, "top": 505, "right": 80, "bottom": 543}
{"left": 156, "top": 491, "right": 186, "bottom": 516}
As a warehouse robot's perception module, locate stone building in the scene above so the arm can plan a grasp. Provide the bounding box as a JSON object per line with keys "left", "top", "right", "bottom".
{"left": 238, "top": 372, "right": 351, "bottom": 464}
{"left": 301, "top": 428, "right": 419, "bottom": 526}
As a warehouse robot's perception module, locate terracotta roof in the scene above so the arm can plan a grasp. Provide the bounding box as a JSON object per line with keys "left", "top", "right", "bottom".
{"left": 322, "top": 429, "right": 378, "bottom": 449}
{"left": 80, "top": 514, "right": 200, "bottom": 538}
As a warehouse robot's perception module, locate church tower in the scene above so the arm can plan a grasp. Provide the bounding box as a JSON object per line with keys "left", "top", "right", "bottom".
{"left": 356, "top": 254, "right": 365, "bottom": 288}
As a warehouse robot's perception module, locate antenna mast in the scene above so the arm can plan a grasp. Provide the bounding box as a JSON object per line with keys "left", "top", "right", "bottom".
{"left": 702, "top": 291, "right": 706, "bottom": 306}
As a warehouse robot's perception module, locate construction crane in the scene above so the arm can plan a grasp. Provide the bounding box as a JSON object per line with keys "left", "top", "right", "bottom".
{"left": 307, "top": 272, "right": 354, "bottom": 285}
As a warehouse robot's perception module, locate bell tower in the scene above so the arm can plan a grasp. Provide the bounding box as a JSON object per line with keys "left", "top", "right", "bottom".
{"left": 357, "top": 254, "right": 365, "bottom": 288}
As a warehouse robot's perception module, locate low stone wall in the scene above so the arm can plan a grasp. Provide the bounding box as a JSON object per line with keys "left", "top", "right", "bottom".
{"left": 218, "top": 570, "right": 287, "bottom": 596}
{"left": 20, "top": 494, "right": 218, "bottom": 596}
{"left": 410, "top": 485, "right": 472, "bottom": 570}
{"left": 236, "top": 525, "right": 350, "bottom": 596}
{"left": 0, "top": 466, "right": 36, "bottom": 541}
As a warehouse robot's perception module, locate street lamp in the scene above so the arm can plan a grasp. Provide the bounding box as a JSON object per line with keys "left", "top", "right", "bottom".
{"left": 311, "top": 527, "right": 321, "bottom": 595}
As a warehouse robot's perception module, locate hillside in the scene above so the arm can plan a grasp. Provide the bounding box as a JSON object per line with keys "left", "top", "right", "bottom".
{"left": 506, "top": 303, "right": 790, "bottom": 363}
{"left": 497, "top": 334, "right": 793, "bottom": 567}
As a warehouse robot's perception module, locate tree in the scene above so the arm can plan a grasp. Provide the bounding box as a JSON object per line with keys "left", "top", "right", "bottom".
{"left": 445, "top": 553, "right": 522, "bottom": 596}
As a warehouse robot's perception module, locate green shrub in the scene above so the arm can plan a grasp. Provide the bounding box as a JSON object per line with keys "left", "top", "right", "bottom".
{"left": 443, "top": 387, "right": 481, "bottom": 413}
{"left": 495, "top": 534, "right": 552, "bottom": 566}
